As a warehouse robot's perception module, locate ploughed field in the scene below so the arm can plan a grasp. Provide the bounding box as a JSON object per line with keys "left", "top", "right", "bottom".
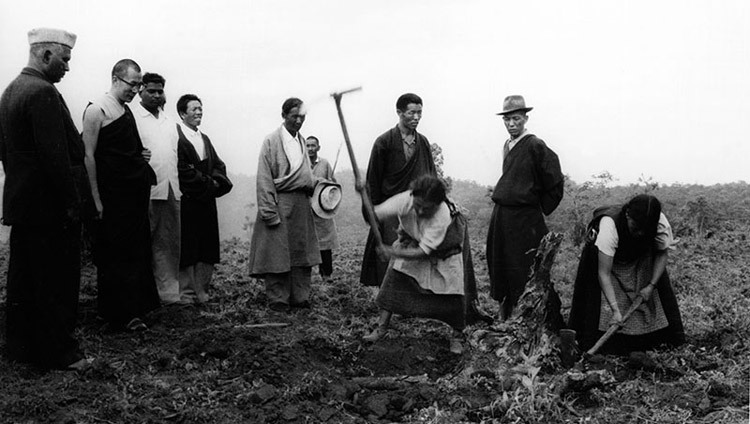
{"left": 0, "top": 180, "right": 749, "bottom": 423}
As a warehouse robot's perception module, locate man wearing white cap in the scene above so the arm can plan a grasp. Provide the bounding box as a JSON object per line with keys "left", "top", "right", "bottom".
{"left": 486, "top": 95, "right": 564, "bottom": 320}
{"left": 0, "top": 28, "right": 91, "bottom": 370}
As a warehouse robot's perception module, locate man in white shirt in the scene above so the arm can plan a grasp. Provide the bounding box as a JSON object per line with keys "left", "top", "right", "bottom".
{"left": 132, "top": 72, "right": 182, "bottom": 305}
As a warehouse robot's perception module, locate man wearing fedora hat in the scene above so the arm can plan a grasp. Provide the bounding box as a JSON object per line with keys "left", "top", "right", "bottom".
{"left": 306, "top": 136, "right": 341, "bottom": 283}
{"left": 486, "top": 95, "right": 564, "bottom": 320}
{"left": 0, "top": 28, "right": 92, "bottom": 369}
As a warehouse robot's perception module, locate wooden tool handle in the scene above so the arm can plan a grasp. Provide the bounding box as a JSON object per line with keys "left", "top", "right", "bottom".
{"left": 586, "top": 295, "right": 644, "bottom": 356}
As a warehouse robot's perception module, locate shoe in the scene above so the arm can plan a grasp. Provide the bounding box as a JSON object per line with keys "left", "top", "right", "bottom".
{"left": 125, "top": 318, "right": 148, "bottom": 332}
{"left": 449, "top": 338, "right": 463, "bottom": 355}
{"left": 268, "top": 302, "right": 290, "bottom": 313}
{"left": 363, "top": 326, "right": 387, "bottom": 342}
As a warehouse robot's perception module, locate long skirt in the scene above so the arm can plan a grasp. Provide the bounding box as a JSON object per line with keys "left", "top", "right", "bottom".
{"left": 376, "top": 265, "right": 466, "bottom": 330}
{"left": 568, "top": 243, "right": 685, "bottom": 354}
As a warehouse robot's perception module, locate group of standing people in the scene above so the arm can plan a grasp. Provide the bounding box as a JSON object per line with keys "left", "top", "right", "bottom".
{"left": 353, "top": 93, "right": 566, "bottom": 354}
{"left": 0, "top": 28, "right": 231, "bottom": 369}
{"left": 1, "top": 27, "right": 686, "bottom": 371}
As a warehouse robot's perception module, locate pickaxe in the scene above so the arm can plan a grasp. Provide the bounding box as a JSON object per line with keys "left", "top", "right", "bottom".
{"left": 330, "top": 87, "right": 384, "bottom": 249}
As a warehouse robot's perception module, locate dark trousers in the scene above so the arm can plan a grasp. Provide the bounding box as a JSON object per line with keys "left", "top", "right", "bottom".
{"left": 5, "top": 223, "right": 83, "bottom": 368}
{"left": 265, "top": 266, "right": 312, "bottom": 306}
{"left": 319, "top": 250, "right": 333, "bottom": 276}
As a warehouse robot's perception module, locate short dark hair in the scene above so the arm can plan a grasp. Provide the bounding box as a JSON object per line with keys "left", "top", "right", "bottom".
{"left": 306, "top": 136, "right": 319, "bottom": 144}
{"left": 177, "top": 94, "right": 202, "bottom": 115}
{"left": 396, "top": 93, "right": 422, "bottom": 111}
{"left": 111, "top": 59, "right": 141, "bottom": 78}
{"left": 282, "top": 97, "right": 303, "bottom": 115}
{"left": 142, "top": 72, "right": 165, "bottom": 86}
{"left": 410, "top": 175, "right": 447, "bottom": 204}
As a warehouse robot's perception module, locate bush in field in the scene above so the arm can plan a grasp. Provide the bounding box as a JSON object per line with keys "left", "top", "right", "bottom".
{"left": 431, "top": 143, "right": 452, "bottom": 192}
{"left": 559, "top": 171, "right": 616, "bottom": 246}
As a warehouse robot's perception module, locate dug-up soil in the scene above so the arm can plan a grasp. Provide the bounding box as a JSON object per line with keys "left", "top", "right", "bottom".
{"left": 0, "top": 236, "right": 748, "bottom": 424}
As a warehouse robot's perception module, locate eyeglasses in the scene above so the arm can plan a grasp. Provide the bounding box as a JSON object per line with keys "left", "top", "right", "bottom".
{"left": 116, "top": 75, "right": 143, "bottom": 90}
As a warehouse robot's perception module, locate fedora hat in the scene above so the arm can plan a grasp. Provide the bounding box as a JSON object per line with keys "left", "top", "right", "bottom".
{"left": 311, "top": 181, "right": 342, "bottom": 219}
{"left": 496, "top": 95, "right": 533, "bottom": 115}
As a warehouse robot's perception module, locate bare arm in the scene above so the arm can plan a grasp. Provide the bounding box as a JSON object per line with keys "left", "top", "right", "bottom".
{"left": 379, "top": 244, "right": 429, "bottom": 260}
{"left": 82, "top": 105, "right": 103, "bottom": 218}
{"left": 597, "top": 251, "right": 622, "bottom": 324}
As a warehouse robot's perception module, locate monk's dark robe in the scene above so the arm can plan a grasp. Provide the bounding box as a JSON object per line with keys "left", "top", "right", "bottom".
{"left": 568, "top": 206, "right": 685, "bottom": 354}
{"left": 176, "top": 125, "right": 231, "bottom": 267}
{"left": 93, "top": 105, "right": 159, "bottom": 328}
{"left": 486, "top": 134, "right": 564, "bottom": 319}
{"left": 360, "top": 126, "right": 436, "bottom": 287}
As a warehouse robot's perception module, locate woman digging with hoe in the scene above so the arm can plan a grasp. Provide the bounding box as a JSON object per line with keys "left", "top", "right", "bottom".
{"left": 357, "top": 175, "right": 470, "bottom": 355}
{"left": 568, "top": 194, "right": 685, "bottom": 356}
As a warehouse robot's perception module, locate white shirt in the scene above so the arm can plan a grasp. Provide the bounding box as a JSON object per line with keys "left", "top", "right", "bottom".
{"left": 375, "top": 191, "right": 464, "bottom": 295}
{"left": 132, "top": 102, "right": 181, "bottom": 200}
{"left": 280, "top": 125, "right": 304, "bottom": 172}
{"left": 179, "top": 122, "right": 205, "bottom": 161}
{"left": 595, "top": 213, "right": 673, "bottom": 257}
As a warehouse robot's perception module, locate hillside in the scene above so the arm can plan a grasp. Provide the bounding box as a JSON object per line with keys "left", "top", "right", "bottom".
{"left": 0, "top": 175, "right": 748, "bottom": 423}
{"left": 217, "top": 170, "right": 496, "bottom": 243}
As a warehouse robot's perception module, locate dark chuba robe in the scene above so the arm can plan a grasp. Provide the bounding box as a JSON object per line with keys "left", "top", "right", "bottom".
{"left": 93, "top": 105, "right": 159, "bottom": 327}
{"left": 486, "top": 134, "right": 564, "bottom": 317}
{"left": 359, "top": 126, "right": 436, "bottom": 287}
{"left": 176, "top": 125, "right": 232, "bottom": 267}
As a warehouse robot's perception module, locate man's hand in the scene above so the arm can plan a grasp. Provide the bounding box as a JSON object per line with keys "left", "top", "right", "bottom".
{"left": 94, "top": 198, "right": 103, "bottom": 220}
{"left": 376, "top": 245, "right": 394, "bottom": 261}
{"left": 141, "top": 148, "right": 152, "bottom": 162}
{"left": 354, "top": 180, "right": 366, "bottom": 193}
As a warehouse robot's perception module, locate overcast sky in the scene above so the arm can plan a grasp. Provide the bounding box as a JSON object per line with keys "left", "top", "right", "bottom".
{"left": 1, "top": 0, "right": 748, "bottom": 186}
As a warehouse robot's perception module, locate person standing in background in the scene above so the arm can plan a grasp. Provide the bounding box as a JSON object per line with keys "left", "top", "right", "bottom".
{"left": 360, "top": 93, "right": 436, "bottom": 287}
{"left": 248, "top": 98, "right": 320, "bottom": 313}
{"left": 486, "top": 95, "right": 564, "bottom": 320}
{"left": 132, "top": 72, "right": 182, "bottom": 305}
{"left": 176, "top": 94, "right": 232, "bottom": 304}
{"left": 306, "top": 135, "right": 339, "bottom": 282}
{"left": 82, "top": 59, "right": 159, "bottom": 332}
